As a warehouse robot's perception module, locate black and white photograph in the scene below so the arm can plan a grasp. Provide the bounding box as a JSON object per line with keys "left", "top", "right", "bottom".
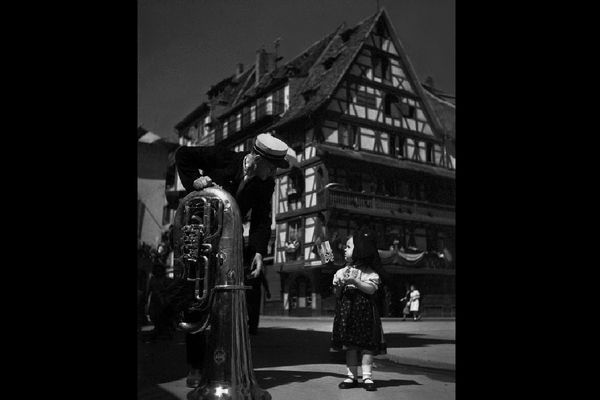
{"left": 137, "top": 1, "right": 455, "bottom": 399}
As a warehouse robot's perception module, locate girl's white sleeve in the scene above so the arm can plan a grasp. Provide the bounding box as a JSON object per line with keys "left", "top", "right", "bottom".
{"left": 332, "top": 268, "right": 343, "bottom": 285}
{"left": 362, "top": 270, "right": 380, "bottom": 291}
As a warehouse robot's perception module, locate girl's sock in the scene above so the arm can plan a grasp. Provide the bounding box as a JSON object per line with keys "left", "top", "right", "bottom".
{"left": 344, "top": 366, "right": 358, "bottom": 382}
{"left": 344, "top": 350, "right": 359, "bottom": 382}
{"left": 362, "top": 363, "right": 373, "bottom": 382}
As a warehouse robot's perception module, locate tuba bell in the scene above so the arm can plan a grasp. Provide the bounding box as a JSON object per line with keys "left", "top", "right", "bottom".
{"left": 173, "top": 186, "right": 271, "bottom": 400}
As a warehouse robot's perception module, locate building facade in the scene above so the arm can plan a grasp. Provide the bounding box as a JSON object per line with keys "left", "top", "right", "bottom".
{"left": 170, "top": 9, "right": 455, "bottom": 317}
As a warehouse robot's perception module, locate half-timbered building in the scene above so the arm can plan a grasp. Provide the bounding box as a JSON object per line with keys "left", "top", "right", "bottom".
{"left": 169, "top": 8, "right": 455, "bottom": 317}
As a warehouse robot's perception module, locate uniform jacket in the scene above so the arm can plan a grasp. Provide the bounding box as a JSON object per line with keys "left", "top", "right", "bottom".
{"left": 175, "top": 145, "right": 274, "bottom": 257}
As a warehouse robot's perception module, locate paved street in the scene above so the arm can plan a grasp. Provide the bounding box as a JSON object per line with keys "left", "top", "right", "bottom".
{"left": 138, "top": 317, "right": 455, "bottom": 400}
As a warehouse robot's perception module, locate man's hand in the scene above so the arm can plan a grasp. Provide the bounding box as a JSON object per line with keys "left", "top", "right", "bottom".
{"left": 193, "top": 176, "right": 213, "bottom": 190}
{"left": 249, "top": 253, "right": 263, "bottom": 279}
{"left": 265, "top": 291, "right": 271, "bottom": 300}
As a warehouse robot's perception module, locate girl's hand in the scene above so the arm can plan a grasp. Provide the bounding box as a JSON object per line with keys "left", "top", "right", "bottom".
{"left": 343, "top": 276, "right": 357, "bottom": 285}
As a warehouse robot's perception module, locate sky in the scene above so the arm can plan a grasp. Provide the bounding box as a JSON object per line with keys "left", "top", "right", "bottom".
{"left": 138, "top": 0, "right": 455, "bottom": 141}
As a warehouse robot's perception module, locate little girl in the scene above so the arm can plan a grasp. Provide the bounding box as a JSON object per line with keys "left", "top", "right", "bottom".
{"left": 331, "top": 229, "right": 386, "bottom": 392}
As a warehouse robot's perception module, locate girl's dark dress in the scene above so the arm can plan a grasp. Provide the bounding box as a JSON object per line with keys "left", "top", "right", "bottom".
{"left": 330, "top": 266, "right": 387, "bottom": 355}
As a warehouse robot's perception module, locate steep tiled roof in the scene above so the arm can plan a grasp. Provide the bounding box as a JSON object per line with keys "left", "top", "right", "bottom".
{"left": 174, "top": 102, "right": 210, "bottom": 130}
{"left": 242, "top": 30, "right": 338, "bottom": 101}
{"left": 178, "top": 7, "right": 454, "bottom": 146}
{"left": 270, "top": 10, "right": 382, "bottom": 129}
{"left": 200, "top": 10, "right": 381, "bottom": 126}
{"left": 216, "top": 27, "right": 341, "bottom": 119}
{"left": 422, "top": 88, "right": 455, "bottom": 141}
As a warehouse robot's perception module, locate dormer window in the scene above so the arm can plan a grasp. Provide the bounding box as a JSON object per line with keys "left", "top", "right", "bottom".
{"left": 323, "top": 57, "right": 336, "bottom": 69}
{"left": 340, "top": 26, "right": 358, "bottom": 42}
{"left": 323, "top": 53, "right": 341, "bottom": 70}
{"left": 302, "top": 87, "right": 318, "bottom": 103}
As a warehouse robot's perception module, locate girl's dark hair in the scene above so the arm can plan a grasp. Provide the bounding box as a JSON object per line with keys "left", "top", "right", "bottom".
{"left": 350, "top": 227, "right": 399, "bottom": 290}
{"left": 352, "top": 227, "right": 382, "bottom": 271}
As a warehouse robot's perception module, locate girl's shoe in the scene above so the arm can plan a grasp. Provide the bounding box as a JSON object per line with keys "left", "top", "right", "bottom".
{"left": 338, "top": 379, "right": 359, "bottom": 389}
{"left": 363, "top": 379, "right": 376, "bottom": 391}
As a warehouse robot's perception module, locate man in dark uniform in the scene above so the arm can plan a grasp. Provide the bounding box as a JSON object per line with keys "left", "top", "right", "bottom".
{"left": 174, "top": 133, "right": 290, "bottom": 388}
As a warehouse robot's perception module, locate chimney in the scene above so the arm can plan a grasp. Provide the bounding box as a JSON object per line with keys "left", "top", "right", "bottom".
{"left": 236, "top": 63, "right": 244, "bottom": 79}
{"left": 255, "top": 49, "right": 276, "bottom": 87}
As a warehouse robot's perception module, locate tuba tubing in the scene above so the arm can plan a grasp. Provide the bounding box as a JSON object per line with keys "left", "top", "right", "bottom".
{"left": 173, "top": 186, "right": 271, "bottom": 400}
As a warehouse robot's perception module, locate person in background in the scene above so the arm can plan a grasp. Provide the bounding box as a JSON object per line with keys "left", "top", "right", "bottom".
{"left": 408, "top": 284, "right": 422, "bottom": 321}
{"left": 400, "top": 284, "right": 412, "bottom": 321}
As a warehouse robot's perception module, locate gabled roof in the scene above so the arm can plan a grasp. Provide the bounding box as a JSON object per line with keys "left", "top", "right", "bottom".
{"left": 176, "top": 7, "right": 455, "bottom": 143}
{"left": 270, "top": 10, "right": 382, "bottom": 129}
{"left": 269, "top": 8, "right": 455, "bottom": 145}
{"left": 174, "top": 102, "right": 210, "bottom": 131}
{"left": 422, "top": 88, "right": 455, "bottom": 141}
{"left": 216, "top": 26, "right": 341, "bottom": 120}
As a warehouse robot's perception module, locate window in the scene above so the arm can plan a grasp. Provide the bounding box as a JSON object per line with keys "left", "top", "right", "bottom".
{"left": 224, "top": 121, "right": 230, "bottom": 139}
{"left": 373, "top": 55, "right": 389, "bottom": 80}
{"left": 384, "top": 94, "right": 399, "bottom": 116}
{"left": 266, "top": 95, "right": 273, "bottom": 115}
{"left": 375, "top": 131, "right": 390, "bottom": 154}
{"left": 285, "top": 219, "right": 302, "bottom": 261}
{"left": 406, "top": 138, "right": 416, "bottom": 159}
{"left": 228, "top": 115, "right": 238, "bottom": 133}
{"left": 276, "top": 222, "right": 288, "bottom": 263}
{"left": 271, "top": 86, "right": 287, "bottom": 114}
{"left": 338, "top": 123, "right": 352, "bottom": 147}
{"left": 426, "top": 142, "right": 434, "bottom": 163}
{"left": 394, "top": 135, "right": 405, "bottom": 158}
{"left": 359, "top": 127, "right": 376, "bottom": 151}
{"left": 241, "top": 106, "right": 250, "bottom": 127}
{"left": 433, "top": 144, "right": 443, "bottom": 165}
{"left": 322, "top": 120, "right": 339, "bottom": 145}
{"left": 233, "top": 143, "right": 244, "bottom": 152}
{"left": 400, "top": 102, "right": 416, "bottom": 119}
{"left": 355, "top": 90, "right": 377, "bottom": 108}
{"left": 287, "top": 167, "right": 304, "bottom": 198}
{"left": 417, "top": 141, "right": 427, "bottom": 162}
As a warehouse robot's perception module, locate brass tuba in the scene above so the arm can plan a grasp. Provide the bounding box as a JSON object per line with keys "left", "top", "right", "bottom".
{"left": 173, "top": 186, "right": 271, "bottom": 400}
